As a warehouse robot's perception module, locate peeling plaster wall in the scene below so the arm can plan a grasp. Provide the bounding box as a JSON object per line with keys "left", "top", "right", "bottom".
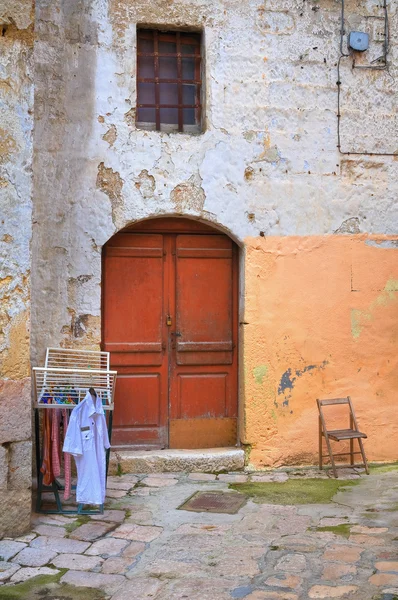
{"left": 242, "top": 235, "right": 398, "bottom": 467}
{"left": 32, "top": 0, "right": 398, "bottom": 465}
{"left": 0, "top": 1, "right": 33, "bottom": 536}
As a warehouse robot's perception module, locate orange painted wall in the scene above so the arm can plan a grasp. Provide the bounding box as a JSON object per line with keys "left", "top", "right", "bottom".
{"left": 241, "top": 235, "right": 398, "bottom": 468}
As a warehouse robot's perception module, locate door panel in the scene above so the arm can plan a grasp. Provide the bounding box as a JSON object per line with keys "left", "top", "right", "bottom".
{"left": 169, "top": 418, "right": 237, "bottom": 449}
{"left": 103, "top": 226, "right": 238, "bottom": 450}
{"left": 175, "top": 235, "right": 233, "bottom": 366}
{"left": 103, "top": 233, "right": 168, "bottom": 447}
{"left": 177, "top": 373, "right": 228, "bottom": 418}
{"left": 169, "top": 234, "right": 238, "bottom": 448}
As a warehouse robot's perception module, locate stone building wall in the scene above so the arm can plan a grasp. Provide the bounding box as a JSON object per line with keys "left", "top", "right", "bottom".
{"left": 30, "top": 0, "right": 398, "bottom": 467}
{"left": 0, "top": 0, "right": 33, "bottom": 536}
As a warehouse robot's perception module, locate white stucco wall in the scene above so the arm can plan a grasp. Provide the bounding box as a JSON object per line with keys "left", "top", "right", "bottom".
{"left": 32, "top": 0, "right": 398, "bottom": 361}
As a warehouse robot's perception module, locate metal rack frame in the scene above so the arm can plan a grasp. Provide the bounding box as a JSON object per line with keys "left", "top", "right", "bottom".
{"left": 33, "top": 348, "right": 117, "bottom": 515}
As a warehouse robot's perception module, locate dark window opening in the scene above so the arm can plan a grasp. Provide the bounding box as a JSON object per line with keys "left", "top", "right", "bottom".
{"left": 136, "top": 29, "right": 202, "bottom": 133}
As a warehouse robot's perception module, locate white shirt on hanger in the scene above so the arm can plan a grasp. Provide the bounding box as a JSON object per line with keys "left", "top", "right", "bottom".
{"left": 63, "top": 391, "right": 110, "bottom": 505}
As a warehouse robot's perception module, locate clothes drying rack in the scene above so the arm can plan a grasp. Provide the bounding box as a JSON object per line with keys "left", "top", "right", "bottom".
{"left": 33, "top": 348, "right": 117, "bottom": 515}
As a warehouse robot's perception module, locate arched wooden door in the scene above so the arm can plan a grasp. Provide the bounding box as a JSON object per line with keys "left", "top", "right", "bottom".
{"left": 102, "top": 218, "right": 239, "bottom": 449}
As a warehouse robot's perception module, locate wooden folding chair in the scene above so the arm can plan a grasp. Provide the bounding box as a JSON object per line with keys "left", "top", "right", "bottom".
{"left": 317, "top": 396, "right": 369, "bottom": 478}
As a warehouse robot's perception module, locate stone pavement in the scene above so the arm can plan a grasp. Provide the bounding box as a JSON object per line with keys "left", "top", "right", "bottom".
{"left": 0, "top": 467, "right": 397, "bottom": 599}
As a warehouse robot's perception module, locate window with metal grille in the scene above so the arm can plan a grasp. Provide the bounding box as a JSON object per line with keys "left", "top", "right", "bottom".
{"left": 136, "top": 29, "right": 202, "bottom": 134}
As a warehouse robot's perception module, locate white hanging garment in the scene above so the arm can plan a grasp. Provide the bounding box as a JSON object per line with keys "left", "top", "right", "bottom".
{"left": 63, "top": 391, "right": 110, "bottom": 505}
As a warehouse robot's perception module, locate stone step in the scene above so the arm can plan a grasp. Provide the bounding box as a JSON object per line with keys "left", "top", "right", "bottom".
{"left": 108, "top": 447, "right": 245, "bottom": 475}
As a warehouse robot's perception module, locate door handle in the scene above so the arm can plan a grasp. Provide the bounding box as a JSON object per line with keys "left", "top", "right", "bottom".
{"left": 170, "top": 331, "right": 182, "bottom": 337}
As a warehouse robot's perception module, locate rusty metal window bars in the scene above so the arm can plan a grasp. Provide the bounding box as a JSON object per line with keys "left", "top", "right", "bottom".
{"left": 136, "top": 29, "right": 202, "bottom": 133}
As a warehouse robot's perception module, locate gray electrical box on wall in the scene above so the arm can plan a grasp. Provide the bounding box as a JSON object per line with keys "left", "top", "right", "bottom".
{"left": 348, "top": 31, "right": 369, "bottom": 51}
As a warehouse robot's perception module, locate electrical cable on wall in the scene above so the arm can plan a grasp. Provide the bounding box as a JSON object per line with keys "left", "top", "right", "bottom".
{"left": 337, "top": 0, "right": 397, "bottom": 156}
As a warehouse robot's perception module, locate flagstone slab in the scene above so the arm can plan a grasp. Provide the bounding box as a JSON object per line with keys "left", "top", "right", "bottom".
{"left": 122, "top": 541, "right": 146, "bottom": 559}
{"left": 142, "top": 477, "right": 178, "bottom": 487}
{"left": 350, "top": 525, "right": 388, "bottom": 534}
{"left": 245, "top": 592, "right": 298, "bottom": 600}
{"left": 106, "top": 489, "right": 128, "bottom": 498}
{"left": 33, "top": 514, "right": 77, "bottom": 526}
{"left": 125, "top": 510, "right": 154, "bottom": 524}
{"left": 130, "top": 488, "right": 152, "bottom": 496}
{"left": 52, "top": 553, "right": 103, "bottom": 570}
{"left": 264, "top": 574, "right": 302, "bottom": 589}
{"left": 155, "top": 577, "right": 242, "bottom": 600}
{"left": 61, "top": 570, "right": 125, "bottom": 595}
{"left": 217, "top": 474, "right": 248, "bottom": 483}
{"left": 275, "top": 553, "right": 306, "bottom": 572}
{"left": 70, "top": 521, "right": 116, "bottom": 541}
{"left": 349, "top": 534, "right": 384, "bottom": 546}
{"left": 369, "top": 573, "right": 398, "bottom": 586}
{"left": 101, "top": 557, "right": 134, "bottom": 574}
{"left": 0, "top": 540, "right": 27, "bottom": 561}
{"left": 375, "top": 561, "right": 398, "bottom": 572}
{"left": 13, "top": 547, "right": 58, "bottom": 567}
{"left": 322, "top": 544, "right": 363, "bottom": 563}
{"left": 308, "top": 585, "right": 358, "bottom": 598}
{"left": 174, "top": 523, "right": 232, "bottom": 535}
{"left": 10, "top": 566, "right": 60, "bottom": 583}
{"left": 30, "top": 534, "right": 91, "bottom": 554}
{"left": 15, "top": 533, "right": 37, "bottom": 543}
{"left": 134, "top": 558, "right": 207, "bottom": 578}
{"left": 112, "top": 523, "right": 163, "bottom": 542}
{"left": 322, "top": 563, "right": 357, "bottom": 581}
{"left": 188, "top": 473, "right": 217, "bottom": 481}
{"left": 33, "top": 524, "right": 67, "bottom": 537}
{"left": 110, "top": 576, "right": 165, "bottom": 600}
{"left": 318, "top": 518, "right": 350, "bottom": 527}
{"left": 107, "top": 477, "right": 138, "bottom": 490}
{"left": 0, "top": 563, "right": 20, "bottom": 582}
{"left": 91, "top": 510, "right": 126, "bottom": 523}
{"left": 85, "top": 537, "right": 130, "bottom": 557}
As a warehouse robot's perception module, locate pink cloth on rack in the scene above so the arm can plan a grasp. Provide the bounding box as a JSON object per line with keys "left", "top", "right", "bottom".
{"left": 51, "top": 409, "right": 61, "bottom": 477}
{"left": 62, "top": 409, "right": 72, "bottom": 501}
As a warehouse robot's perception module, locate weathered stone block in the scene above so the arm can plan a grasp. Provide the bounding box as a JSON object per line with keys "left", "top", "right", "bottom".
{"left": 0, "top": 379, "right": 31, "bottom": 444}
{"left": 9, "top": 440, "right": 32, "bottom": 489}
{"left": 0, "top": 444, "right": 8, "bottom": 488}
{"left": 0, "top": 489, "right": 31, "bottom": 538}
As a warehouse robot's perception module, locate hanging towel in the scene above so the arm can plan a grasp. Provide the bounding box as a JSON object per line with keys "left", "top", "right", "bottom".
{"left": 40, "top": 410, "right": 54, "bottom": 486}
{"left": 62, "top": 409, "right": 72, "bottom": 501}
{"left": 63, "top": 391, "right": 110, "bottom": 505}
{"left": 51, "top": 409, "right": 61, "bottom": 478}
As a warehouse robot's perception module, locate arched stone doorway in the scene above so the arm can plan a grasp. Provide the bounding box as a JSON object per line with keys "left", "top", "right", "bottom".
{"left": 102, "top": 217, "right": 239, "bottom": 449}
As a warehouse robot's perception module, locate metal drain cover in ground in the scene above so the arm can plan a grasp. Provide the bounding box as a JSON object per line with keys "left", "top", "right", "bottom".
{"left": 178, "top": 491, "right": 246, "bottom": 514}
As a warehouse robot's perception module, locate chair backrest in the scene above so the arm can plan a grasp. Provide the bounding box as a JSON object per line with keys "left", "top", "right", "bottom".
{"left": 317, "top": 396, "right": 360, "bottom": 432}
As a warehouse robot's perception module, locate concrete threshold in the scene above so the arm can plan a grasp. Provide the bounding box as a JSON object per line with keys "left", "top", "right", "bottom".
{"left": 109, "top": 447, "right": 245, "bottom": 474}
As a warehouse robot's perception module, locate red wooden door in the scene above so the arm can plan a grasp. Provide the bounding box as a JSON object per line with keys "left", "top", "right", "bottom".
{"left": 103, "top": 222, "right": 238, "bottom": 449}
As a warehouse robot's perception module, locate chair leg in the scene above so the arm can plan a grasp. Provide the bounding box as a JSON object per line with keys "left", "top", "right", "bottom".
{"left": 319, "top": 417, "right": 323, "bottom": 470}
{"left": 350, "top": 438, "right": 354, "bottom": 466}
{"left": 324, "top": 433, "right": 338, "bottom": 478}
{"left": 358, "top": 438, "right": 369, "bottom": 475}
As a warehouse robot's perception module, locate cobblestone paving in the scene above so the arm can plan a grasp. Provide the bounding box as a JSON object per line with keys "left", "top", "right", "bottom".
{"left": 0, "top": 467, "right": 397, "bottom": 599}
